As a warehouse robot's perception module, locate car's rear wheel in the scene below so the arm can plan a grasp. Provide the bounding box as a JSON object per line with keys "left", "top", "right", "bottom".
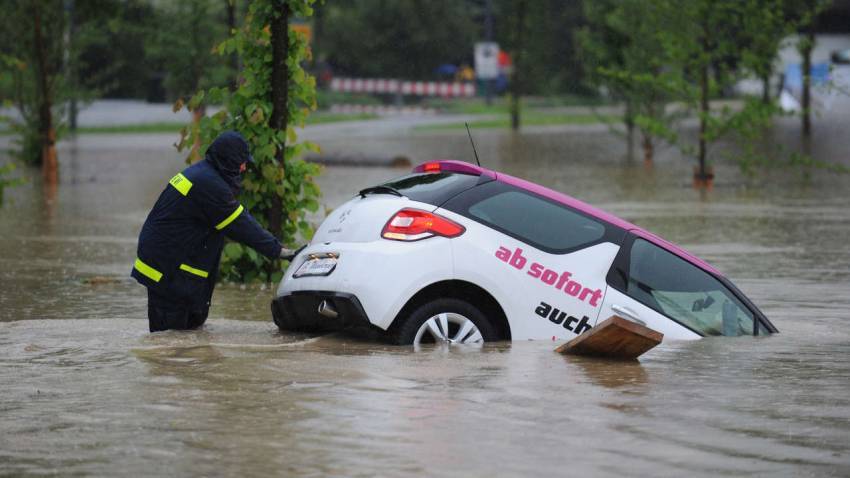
{"left": 390, "top": 298, "right": 498, "bottom": 346}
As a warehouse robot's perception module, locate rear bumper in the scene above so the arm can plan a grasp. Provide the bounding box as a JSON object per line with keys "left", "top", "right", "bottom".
{"left": 271, "top": 291, "right": 371, "bottom": 332}
{"left": 275, "top": 239, "right": 454, "bottom": 330}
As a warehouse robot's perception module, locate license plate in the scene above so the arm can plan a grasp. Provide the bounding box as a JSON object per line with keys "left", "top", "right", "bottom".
{"left": 293, "top": 254, "right": 338, "bottom": 278}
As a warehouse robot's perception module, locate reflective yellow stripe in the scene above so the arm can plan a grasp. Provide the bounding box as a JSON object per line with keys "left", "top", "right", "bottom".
{"left": 169, "top": 173, "right": 193, "bottom": 196}
{"left": 215, "top": 205, "right": 244, "bottom": 230}
{"left": 134, "top": 258, "right": 163, "bottom": 283}
{"left": 179, "top": 263, "right": 209, "bottom": 278}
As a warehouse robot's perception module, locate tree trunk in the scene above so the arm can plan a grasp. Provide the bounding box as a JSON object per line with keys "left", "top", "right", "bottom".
{"left": 624, "top": 101, "right": 635, "bottom": 161}
{"left": 33, "top": 2, "right": 58, "bottom": 185}
{"left": 761, "top": 72, "right": 770, "bottom": 105}
{"left": 190, "top": 105, "right": 206, "bottom": 163}
{"left": 312, "top": 0, "right": 323, "bottom": 66}
{"left": 67, "top": 0, "right": 77, "bottom": 133}
{"left": 509, "top": 0, "right": 526, "bottom": 131}
{"left": 642, "top": 133, "right": 653, "bottom": 167}
{"left": 801, "top": 30, "right": 814, "bottom": 138}
{"left": 269, "top": 0, "right": 290, "bottom": 242}
{"left": 225, "top": 0, "right": 239, "bottom": 90}
{"left": 696, "top": 34, "right": 710, "bottom": 186}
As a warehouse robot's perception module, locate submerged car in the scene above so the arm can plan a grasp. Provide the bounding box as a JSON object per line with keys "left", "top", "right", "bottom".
{"left": 272, "top": 160, "right": 777, "bottom": 345}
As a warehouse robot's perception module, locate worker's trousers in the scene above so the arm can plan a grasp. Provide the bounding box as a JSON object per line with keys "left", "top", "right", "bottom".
{"left": 147, "top": 288, "right": 210, "bottom": 332}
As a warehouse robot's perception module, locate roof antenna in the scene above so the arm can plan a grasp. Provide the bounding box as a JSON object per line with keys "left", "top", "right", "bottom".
{"left": 465, "top": 122, "right": 482, "bottom": 167}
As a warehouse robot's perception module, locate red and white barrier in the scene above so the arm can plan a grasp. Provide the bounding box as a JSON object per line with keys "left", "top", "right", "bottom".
{"left": 329, "top": 104, "right": 438, "bottom": 116}
{"left": 330, "top": 77, "right": 476, "bottom": 97}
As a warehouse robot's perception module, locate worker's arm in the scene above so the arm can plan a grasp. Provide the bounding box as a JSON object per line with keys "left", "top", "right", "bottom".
{"left": 220, "top": 208, "right": 283, "bottom": 259}
{"left": 196, "top": 181, "right": 282, "bottom": 259}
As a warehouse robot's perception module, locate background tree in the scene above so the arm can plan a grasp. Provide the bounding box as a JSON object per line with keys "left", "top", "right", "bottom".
{"left": 500, "top": 0, "right": 589, "bottom": 96}
{"left": 739, "top": 0, "right": 799, "bottom": 104}
{"left": 321, "top": 0, "right": 478, "bottom": 80}
{"left": 789, "top": 0, "right": 830, "bottom": 138}
{"left": 506, "top": 0, "right": 528, "bottom": 130}
{"left": 662, "top": 0, "right": 740, "bottom": 183}
{"left": 64, "top": 0, "right": 131, "bottom": 132}
{"left": 176, "top": 0, "right": 321, "bottom": 283}
{"left": 151, "top": 0, "right": 231, "bottom": 102}
{"left": 73, "top": 0, "right": 161, "bottom": 100}
{"left": 579, "top": 0, "right": 680, "bottom": 164}
{"left": 0, "top": 0, "right": 65, "bottom": 183}
{"left": 149, "top": 0, "right": 232, "bottom": 157}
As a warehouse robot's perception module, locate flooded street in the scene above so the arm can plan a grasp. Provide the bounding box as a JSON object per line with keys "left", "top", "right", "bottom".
{"left": 1, "top": 119, "right": 850, "bottom": 476}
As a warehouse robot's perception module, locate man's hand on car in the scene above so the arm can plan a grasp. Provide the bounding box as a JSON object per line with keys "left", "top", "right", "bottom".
{"left": 280, "top": 247, "right": 297, "bottom": 260}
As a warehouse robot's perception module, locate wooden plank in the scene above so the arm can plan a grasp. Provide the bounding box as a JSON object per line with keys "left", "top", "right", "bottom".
{"left": 554, "top": 315, "right": 663, "bottom": 360}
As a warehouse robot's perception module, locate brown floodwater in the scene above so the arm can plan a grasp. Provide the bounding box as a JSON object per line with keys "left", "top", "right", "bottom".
{"left": 1, "top": 118, "right": 849, "bottom": 476}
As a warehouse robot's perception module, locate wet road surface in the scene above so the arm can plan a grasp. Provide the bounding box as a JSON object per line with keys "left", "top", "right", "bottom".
{"left": 1, "top": 117, "right": 849, "bottom": 476}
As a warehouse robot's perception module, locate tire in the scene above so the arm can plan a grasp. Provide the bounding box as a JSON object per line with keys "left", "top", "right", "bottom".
{"left": 390, "top": 298, "right": 498, "bottom": 346}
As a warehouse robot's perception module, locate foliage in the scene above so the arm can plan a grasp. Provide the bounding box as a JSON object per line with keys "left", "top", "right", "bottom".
{"left": 320, "top": 0, "right": 478, "bottom": 81}
{"left": 147, "top": 0, "right": 232, "bottom": 102}
{"left": 176, "top": 0, "right": 321, "bottom": 284}
{"left": 74, "top": 0, "right": 162, "bottom": 100}
{"left": 580, "top": 0, "right": 837, "bottom": 177}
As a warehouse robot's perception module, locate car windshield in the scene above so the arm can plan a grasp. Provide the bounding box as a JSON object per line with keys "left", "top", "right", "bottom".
{"left": 627, "top": 239, "right": 755, "bottom": 336}
{"left": 380, "top": 172, "right": 480, "bottom": 205}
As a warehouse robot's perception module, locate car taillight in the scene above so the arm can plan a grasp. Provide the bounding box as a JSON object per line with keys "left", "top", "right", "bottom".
{"left": 382, "top": 208, "right": 465, "bottom": 241}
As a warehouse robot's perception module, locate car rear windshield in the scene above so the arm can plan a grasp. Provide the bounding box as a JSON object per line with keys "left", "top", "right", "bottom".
{"left": 379, "top": 172, "right": 481, "bottom": 205}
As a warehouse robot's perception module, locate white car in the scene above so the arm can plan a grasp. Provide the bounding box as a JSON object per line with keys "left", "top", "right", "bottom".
{"left": 272, "top": 160, "right": 777, "bottom": 345}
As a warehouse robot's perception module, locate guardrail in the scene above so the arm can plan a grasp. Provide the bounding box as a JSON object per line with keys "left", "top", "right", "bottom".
{"left": 330, "top": 77, "right": 476, "bottom": 98}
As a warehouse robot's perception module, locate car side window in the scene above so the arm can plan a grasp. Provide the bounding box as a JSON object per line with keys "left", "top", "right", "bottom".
{"left": 627, "top": 239, "right": 755, "bottom": 336}
{"left": 466, "top": 190, "right": 607, "bottom": 253}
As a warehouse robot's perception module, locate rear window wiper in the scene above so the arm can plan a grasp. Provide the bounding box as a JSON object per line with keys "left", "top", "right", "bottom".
{"left": 359, "top": 185, "right": 403, "bottom": 198}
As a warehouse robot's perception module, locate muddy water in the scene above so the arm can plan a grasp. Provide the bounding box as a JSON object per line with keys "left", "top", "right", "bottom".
{"left": 1, "top": 123, "right": 850, "bottom": 476}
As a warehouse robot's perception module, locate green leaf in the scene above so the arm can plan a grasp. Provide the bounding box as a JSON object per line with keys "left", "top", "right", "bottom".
{"left": 259, "top": 143, "right": 276, "bottom": 159}
{"left": 303, "top": 198, "right": 319, "bottom": 213}
{"left": 246, "top": 247, "right": 259, "bottom": 263}
{"left": 224, "top": 242, "right": 243, "bottom": 260}
{"left": 188, "top": 91, "right": 206, "bottom": 111}
{"left": 270, "top": 271, "right": 284, "bottom": 284}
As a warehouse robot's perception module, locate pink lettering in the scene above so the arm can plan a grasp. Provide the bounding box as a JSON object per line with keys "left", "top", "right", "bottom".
{"left": 509, "top": 247, "right": 527, "bottom": 270}
{"left": 528, "top": 262, "right": 544, "bottom": 278}
{"left": 494, "top": 245, "right": 603, "bottom": 308}
{"left": 565, "top": 281, "right": 581, "bottom": 296}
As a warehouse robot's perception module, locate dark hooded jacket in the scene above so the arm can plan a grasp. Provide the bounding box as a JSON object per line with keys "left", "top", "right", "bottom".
{"left": 131, "top": 131, "right": 282, "bottom": 300}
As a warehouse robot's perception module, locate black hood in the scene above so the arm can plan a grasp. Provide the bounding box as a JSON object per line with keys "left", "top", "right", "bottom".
{"left": 204, "top": 131, "right": 253, "bottom": 193}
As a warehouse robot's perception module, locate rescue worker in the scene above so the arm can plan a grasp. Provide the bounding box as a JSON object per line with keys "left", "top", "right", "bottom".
{"left": 131, "top": 131, "right": 294, "bottom": 332}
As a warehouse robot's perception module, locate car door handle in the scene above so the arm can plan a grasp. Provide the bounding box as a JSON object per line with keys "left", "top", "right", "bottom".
{"left": 611, "top": 304, "right": 646, "bottom": 326}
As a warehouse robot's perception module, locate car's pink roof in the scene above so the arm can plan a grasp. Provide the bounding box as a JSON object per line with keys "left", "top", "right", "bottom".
{"left": 414, "top": 160, "right": 721, "bottom": 276}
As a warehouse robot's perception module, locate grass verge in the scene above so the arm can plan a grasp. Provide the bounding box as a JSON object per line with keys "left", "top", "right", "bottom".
{"left": 415, "top": 112, "right": 617, "bottom": 132}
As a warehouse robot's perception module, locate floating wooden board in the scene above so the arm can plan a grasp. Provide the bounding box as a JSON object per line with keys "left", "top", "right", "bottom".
{"left": 555, "top": 315, "right": 663, "bottom": 360}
